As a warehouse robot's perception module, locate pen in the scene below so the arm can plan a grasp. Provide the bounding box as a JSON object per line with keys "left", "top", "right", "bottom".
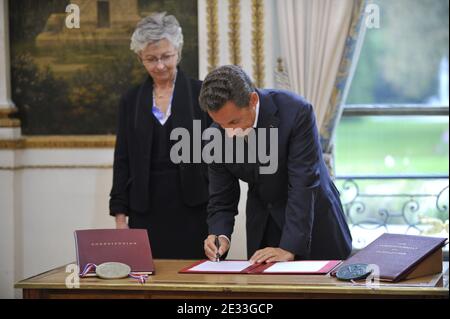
{"left": 215, "top": 235, "right": 220, "bottom": 262}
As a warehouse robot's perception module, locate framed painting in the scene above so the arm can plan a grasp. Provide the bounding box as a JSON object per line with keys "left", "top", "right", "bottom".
{"left": 9, "top": 0, "right": 199, "bottom": 135}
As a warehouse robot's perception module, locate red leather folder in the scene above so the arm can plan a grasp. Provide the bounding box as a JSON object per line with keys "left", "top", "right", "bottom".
{"left": 74, "top": 229, "right": 155, "bottom": 275}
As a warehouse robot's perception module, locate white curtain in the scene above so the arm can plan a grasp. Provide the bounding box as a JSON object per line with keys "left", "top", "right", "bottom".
{"left": 276, "top": 0, "right": 359, "bottom": 131}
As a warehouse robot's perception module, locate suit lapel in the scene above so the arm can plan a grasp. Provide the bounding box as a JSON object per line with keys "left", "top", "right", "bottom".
{"left": 256, "top": 89, "right": 280, "bottom": 130}
{"left": 134, "top": 76, "right": 154, "bottom": 160}
{"left": 171, "top": 69, "right": 194, "bottom": 134}
{"left": 254, "top": 89, "right": 280, "bottom": 181}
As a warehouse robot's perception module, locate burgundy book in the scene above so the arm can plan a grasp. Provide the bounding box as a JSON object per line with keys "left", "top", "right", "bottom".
{"left": 74, "top": 229, "right": 155, "bottom": 275}
{"left": 332, "top": 233, "right": 447, "bottom": 282}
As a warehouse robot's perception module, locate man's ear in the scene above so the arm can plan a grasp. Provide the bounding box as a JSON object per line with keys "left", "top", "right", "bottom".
{"left": 250, "top": 92, "right": 259, "bottom": 107}
{"left": 207, "top": 111, "right": 216, "bottom": 122}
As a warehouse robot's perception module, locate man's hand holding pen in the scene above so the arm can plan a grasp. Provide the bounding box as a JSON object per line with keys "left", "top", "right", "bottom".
{"left": 204, "top": 234, "right": 230, "bottom": 262}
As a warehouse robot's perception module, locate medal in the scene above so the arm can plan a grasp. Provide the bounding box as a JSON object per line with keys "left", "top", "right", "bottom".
{"left": 336, "top": 263, "right": 372, "bottom": 281}
{"left": 80, "top": 262, "right": 148, "bottom": 284}
{"left": 95, "top": 262, "right": 131, "bottom": 279}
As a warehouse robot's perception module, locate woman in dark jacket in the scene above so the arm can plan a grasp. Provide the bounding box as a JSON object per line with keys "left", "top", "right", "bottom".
{"left": 110, "top": 12, "right": 211, "bottom": 259}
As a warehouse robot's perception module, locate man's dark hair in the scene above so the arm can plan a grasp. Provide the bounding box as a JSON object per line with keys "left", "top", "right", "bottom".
{"left": 199, "top": 65, "right": 255, "bottom": 112}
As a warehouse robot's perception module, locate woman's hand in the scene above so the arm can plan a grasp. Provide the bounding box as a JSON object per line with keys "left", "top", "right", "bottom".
{"left": 115, "top": 213, "right": 129, "bottom": 229}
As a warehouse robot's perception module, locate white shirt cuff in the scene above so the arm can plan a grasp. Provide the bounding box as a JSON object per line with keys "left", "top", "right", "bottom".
{"left": 218, "top": 235, "right": 231, "bottom": 244}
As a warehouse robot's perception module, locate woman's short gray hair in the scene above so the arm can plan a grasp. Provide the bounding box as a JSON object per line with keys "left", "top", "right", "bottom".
{"left": 130, "top": 12, "right": 183, "bottom": 57}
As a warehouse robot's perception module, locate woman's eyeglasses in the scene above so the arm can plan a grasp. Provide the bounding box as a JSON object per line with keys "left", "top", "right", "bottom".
{"left": 140, "top": 53, "right": 177, "bottom": 67}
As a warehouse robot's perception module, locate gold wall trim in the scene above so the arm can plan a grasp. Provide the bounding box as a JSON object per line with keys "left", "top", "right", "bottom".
{"left": 0, "top": 139, "right": 23, "bottom": 149}
{"left": 0, "top": 118, "right": 21, "bottom": 128}
{"left": 228, "top": 0, "right": 241, "bottom": 66}
{"left": 251, "top": 0, "right": 265, "bottom": 88}
{"left": 0, "top": 108, "right": 18, "bottom": 119}
{"left": 206, "top": 0, "right": 219, "bottom": 72}
{"left": 0, "top": 135, "right": 116, "bottom": 149}
{"left": 0, "top": 164, "right": 113, "bottom": 171}
{"left": 0, "top": 108, "right": 21, "bottom": 127}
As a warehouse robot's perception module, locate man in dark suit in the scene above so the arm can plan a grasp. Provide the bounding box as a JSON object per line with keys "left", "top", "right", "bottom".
{"left": 199, "top": 65, "right": 352, "bottom": 263}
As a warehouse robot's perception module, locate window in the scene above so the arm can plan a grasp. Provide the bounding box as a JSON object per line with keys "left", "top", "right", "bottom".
{"left": 336, "top": 116, "right": 449, "bottom": 175}
{"left": 335, "top": 0, "right": 449, "bottom": 251}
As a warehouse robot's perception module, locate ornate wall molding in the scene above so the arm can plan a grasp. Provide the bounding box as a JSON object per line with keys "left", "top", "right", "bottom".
{"left": 0, "top": 118, "right": 20, "bottom": 128}
{"left": 228, "top": 0, "right": 241, "bottom": 66}
{"left": 206, "top": 0, "right": 219, "bottom": 72}
{"left": 0, "top": 108, "right": 17, "bottom": 118}
{"left": 251, "top": 0, "right": 265, "bottom": 87}
{"left": 0, "top": 0, "right": 15, "bottom": 112}
{"left": 0, "top": 107, "right": 20, "bottom": 127}
{"left": 0, "top": 135, "right": 115, "bottom": 149}
{"left": 199, "top": 0, "right": 274, "bottom": 87}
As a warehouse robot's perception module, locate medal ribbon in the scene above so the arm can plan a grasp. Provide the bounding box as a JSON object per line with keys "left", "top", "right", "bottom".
{"left": 79, "top": 263, "right": 148, "bottom": 284}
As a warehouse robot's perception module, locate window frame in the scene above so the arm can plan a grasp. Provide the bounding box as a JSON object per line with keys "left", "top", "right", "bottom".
{"left": 343, "top": 104, "right": 449, "bottom": 117}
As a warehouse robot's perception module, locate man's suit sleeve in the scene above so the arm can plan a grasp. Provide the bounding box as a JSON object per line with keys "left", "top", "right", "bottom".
{"left": 109, "top": 95, "right": 130, "bottom": 216}
{"left": 279, "top": 103, "right": 321, "bottom": 257}
{"left": 207, "top": 163, "right": 240, "bottom": 240}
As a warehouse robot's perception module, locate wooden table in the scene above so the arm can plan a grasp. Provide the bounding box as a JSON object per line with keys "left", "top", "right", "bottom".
{"left": 15, "top": 260, "right": 449, "bottom": 299}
